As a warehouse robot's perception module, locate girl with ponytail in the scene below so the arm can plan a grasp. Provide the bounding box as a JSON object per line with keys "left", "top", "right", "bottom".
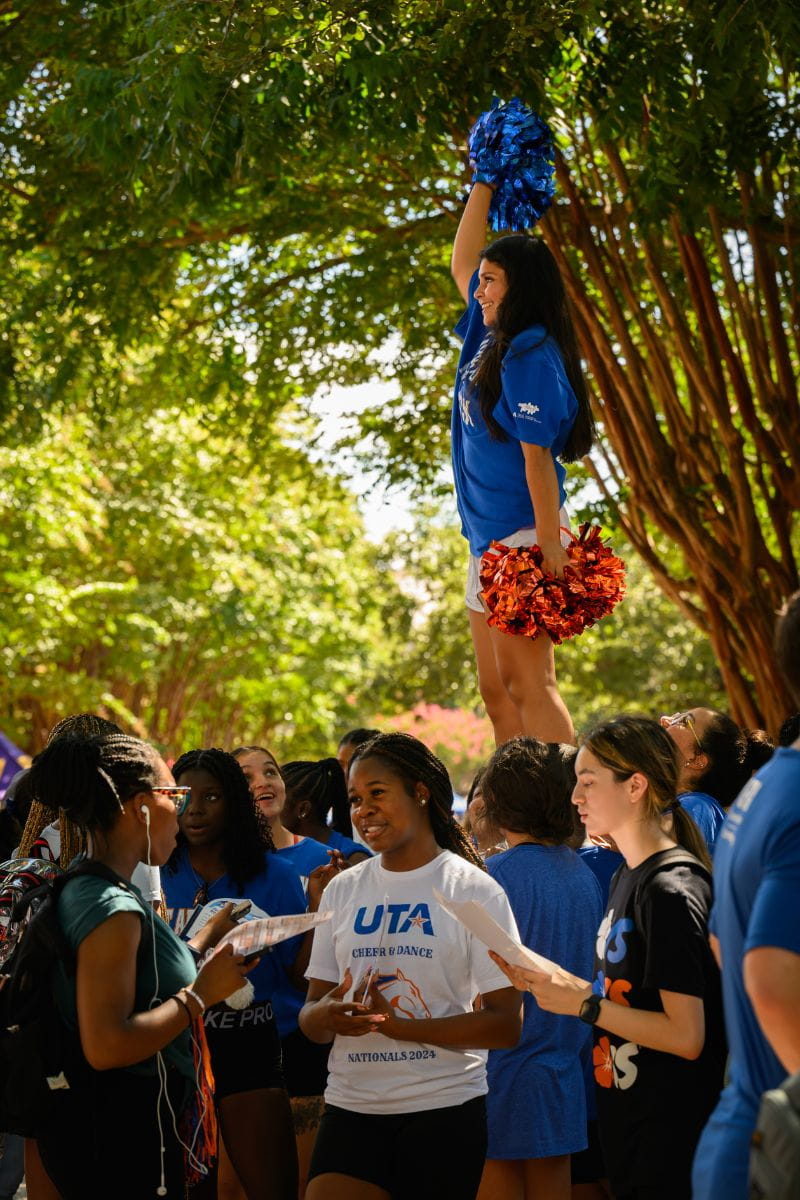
{"left": 300, "top": 733, "right": 522, "bottom": 1200}
{"left": 490, "top": 716, "right": 726, "bottom": 1199}
{"left": 28, "top": 732, "right": 255, "bottom": 1200}
{"left": 451, "top": 184, "right": 595, "bottom": 747}
{"left": 282, "top": 757, "right": 371, "bottom": 865}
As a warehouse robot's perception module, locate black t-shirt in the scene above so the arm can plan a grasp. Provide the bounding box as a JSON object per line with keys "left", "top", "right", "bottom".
{"left": 593, "top": 850, "right": 726, "bottom": 1197}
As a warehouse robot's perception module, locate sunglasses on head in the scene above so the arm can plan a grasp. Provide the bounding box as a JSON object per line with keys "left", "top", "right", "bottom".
{"left": 150, "top": 785, "right": 191, "bottom": 816}
{"left": 664, "top": 711, "right": 702, "bottom": 752}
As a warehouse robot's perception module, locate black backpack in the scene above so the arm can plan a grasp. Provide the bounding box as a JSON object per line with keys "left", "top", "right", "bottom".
{"left": 0, "top": 857, "right": 140, "bottom": 1136}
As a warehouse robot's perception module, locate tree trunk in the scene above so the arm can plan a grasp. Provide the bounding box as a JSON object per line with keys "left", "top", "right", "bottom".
{"left": 541, "top": 137, "right": 798, "bottom": 732}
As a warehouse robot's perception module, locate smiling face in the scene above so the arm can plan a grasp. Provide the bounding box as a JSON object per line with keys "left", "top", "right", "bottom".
{"left": 235, "top": 749, "right": 285, "bottom": 821}
{"left": 475, "top": 258, "right": 508, "bottom": 326}
{"left": 175, "top": 767, "right": 228, "bottom": 848}
{"left": 348, "top": 756, "right": 433, "bottom": 864}
{"left": 572, "top": 747, "right": 643, "bottom": 842}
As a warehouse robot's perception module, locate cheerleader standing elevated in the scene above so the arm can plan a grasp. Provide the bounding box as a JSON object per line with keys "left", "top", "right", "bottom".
{"left": 451, "top": 182, "right": 594, "bottom": 745}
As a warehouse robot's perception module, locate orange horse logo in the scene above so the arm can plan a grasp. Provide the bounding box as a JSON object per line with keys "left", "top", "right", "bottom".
{"left": 376, "top": 969, "right": 432, "bottom": 1019}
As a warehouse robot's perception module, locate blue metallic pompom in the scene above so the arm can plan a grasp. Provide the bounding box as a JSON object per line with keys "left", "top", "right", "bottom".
{"left": 468, "top": 97, "right": 556, "bottom": 231}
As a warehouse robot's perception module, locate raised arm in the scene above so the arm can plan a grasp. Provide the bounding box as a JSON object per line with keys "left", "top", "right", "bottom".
{"left": 451, "top": 182, "right": 493, "bottom": 304}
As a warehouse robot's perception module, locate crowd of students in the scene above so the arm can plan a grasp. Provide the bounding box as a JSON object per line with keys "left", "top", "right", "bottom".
{"left": 0, "top": 598, "right": 798, "bottom": 1200}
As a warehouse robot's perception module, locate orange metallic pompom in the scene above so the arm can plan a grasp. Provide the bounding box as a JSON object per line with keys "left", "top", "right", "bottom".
{"left": 479, "top": 523, "right": 627, "bottom": 643}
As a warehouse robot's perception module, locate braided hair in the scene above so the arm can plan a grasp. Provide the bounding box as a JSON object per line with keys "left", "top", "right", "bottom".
{"left": 282, "top": 758, "right": 352, "bottom": 836}
{"left": 166, "top": 748, "right": 275, "bottom": 890}
{"left": 26, "top": 732, "right": 159, "bottom": 834}
{"left": 350, "top": 732, "right": 485, "bottom": 870}
{"left": 337, "top": 728, "right": 381, "bottom": 755}
{"left": 19, "top": 712, "right": 124, "bottom": 864}
{"left": 46, "top": 712, "right": 120, "bottom": 746}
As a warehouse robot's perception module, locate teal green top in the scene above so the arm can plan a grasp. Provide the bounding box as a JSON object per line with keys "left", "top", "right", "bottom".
{"left": 55, "top": 872, "right": 196, "bottom": 1080}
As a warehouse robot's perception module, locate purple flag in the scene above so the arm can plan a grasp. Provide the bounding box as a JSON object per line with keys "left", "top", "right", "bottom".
{"left": 0, "top": 732, "right": 31, "bottom": 800}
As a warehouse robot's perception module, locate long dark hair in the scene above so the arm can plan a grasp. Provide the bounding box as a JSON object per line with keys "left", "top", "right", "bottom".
{"left": 694, "top": 713, "right": 770, "bottom": 808}
{"left": 350, "top": 732, "right": 484, "bottom": 870}
{"left": 167, "top": 747, "right": 275, "bottom": 891}
{"left": 282, "top": 758, "right": 353, "bottom": 837}
{"left": 472, "top": 234, "right": 594, "bottom": 458}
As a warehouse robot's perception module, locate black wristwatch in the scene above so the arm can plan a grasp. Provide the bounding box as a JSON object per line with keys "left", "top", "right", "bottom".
{"left": 579, "top": 993, "right": 603, "bottom": 1025}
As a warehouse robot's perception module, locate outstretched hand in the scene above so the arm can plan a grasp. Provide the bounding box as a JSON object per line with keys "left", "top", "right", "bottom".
{"left": 488, "top": 951, "right": 591, "bottom": 1017}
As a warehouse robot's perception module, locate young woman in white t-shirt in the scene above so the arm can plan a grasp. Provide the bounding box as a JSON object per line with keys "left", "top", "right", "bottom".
{"left": 300, "top": 732, "right": 522, "bottom": 1200}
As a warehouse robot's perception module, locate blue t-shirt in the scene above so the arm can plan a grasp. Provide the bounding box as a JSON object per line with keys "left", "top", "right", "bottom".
{"left": 693, "top": 747, "right": 800, "bottom": 1200}
{"left": 452, "top": 270, "right": 578, "bottom": 556}
{"left": 162, "top": 846, "right": 306, "bottom": 1035}
{"left": 577, "top": 844, "right": 625, "bottom": 908}
{"left": 278, "top": 836, "right": 332, "bottom": 893}
{"left": 486, "top": 844, "right": 603, "bottom": 1157}
{"left": 678, "top": 790, "right": 726, "bottom": 853}
{"left": 326, "top": 829, "right": 371, "bottom": 861}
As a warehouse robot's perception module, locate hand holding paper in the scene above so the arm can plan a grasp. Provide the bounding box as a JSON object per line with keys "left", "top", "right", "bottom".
{"left": 215, "top": 911, "right": 333, "bottom": 961}
{"left": 433, "top": 888, "right": 593, "bottom": 1016}
{"left": 433, "top": 888, "right": 560, "bottom": 974}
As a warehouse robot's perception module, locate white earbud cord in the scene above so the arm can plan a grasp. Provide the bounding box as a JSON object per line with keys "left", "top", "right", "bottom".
{"left": 143, "top": 811, "right": 210, "bottom": 1196}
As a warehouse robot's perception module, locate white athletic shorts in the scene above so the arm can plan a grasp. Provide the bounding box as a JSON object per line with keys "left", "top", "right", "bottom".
{"left": 465, "top": 508, "right": 571, "bottom": 614}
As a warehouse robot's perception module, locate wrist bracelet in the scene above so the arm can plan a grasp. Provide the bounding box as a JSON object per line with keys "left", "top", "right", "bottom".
{"left": 184, "top": 985, "right": 206, "bottom": 1014}
{"left": 173, "top": 993, "right": 194, "bottom": 1028}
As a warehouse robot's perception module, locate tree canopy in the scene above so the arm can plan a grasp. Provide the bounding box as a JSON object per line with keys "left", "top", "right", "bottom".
{"left": 0, "top": 405, "right": 726, "bottom": 760}
{"left": 2, "top": 0, "right": 798, "bottom": 729}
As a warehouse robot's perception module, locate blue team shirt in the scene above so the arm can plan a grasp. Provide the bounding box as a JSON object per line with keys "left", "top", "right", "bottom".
{"left": 486, "top": 844, "right": 603, "bottom": 1157}
{"left": 162, "top": 846, "right": 306, "bottom": 1034}
{"left": 278, "top": 836, "right": 331, "bottom": 891}
{"left": 452, "top": 270, "right": 578, "bottom": 556}
{"left": 693, "top": 747, "right": 800, "bottom": 1199}
{"left": 678, "top": 790, "right": 727, "bottom": 853}
{"left": 326, "top": 829, "right": 371, "bottom": 860}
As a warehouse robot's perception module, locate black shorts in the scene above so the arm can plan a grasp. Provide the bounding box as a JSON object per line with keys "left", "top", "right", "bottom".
{"left": 280, "top": 1026, "right": 330, "bottom": 1098}
{"left": 308, "top": 1095, "right": 487, "bottom": 1199}
{"left": 570, "top": 1119, "right": 606, "bottom": 1184}
{"left": 203, "top": 999, "right": 284, "bottom": 1100}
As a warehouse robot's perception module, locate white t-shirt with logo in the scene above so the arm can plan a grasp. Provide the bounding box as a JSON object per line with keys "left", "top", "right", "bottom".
{"left": 307, "top": 849, "right": 518, "bottom": 1115}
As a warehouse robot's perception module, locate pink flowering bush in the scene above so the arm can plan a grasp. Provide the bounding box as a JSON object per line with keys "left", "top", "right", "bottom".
{"left": 374, "top": 704, "right": 494, "bottom": 795}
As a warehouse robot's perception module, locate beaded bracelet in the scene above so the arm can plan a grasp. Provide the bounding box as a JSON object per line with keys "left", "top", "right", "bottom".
{"left": 183, "top": 985, "right": 206, "bottom": 1015}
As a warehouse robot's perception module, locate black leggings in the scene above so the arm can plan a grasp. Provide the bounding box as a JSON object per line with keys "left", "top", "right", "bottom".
{"left": 38, "top": 1068, "right": 189, "bottom": 1200}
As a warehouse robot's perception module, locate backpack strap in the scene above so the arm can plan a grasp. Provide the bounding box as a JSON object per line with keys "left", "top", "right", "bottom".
{"left": 631, "top": 846, "right": 710, "bottom": 934}
{"left": 53, "top": 858, "right": 156, "bottom": 973}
